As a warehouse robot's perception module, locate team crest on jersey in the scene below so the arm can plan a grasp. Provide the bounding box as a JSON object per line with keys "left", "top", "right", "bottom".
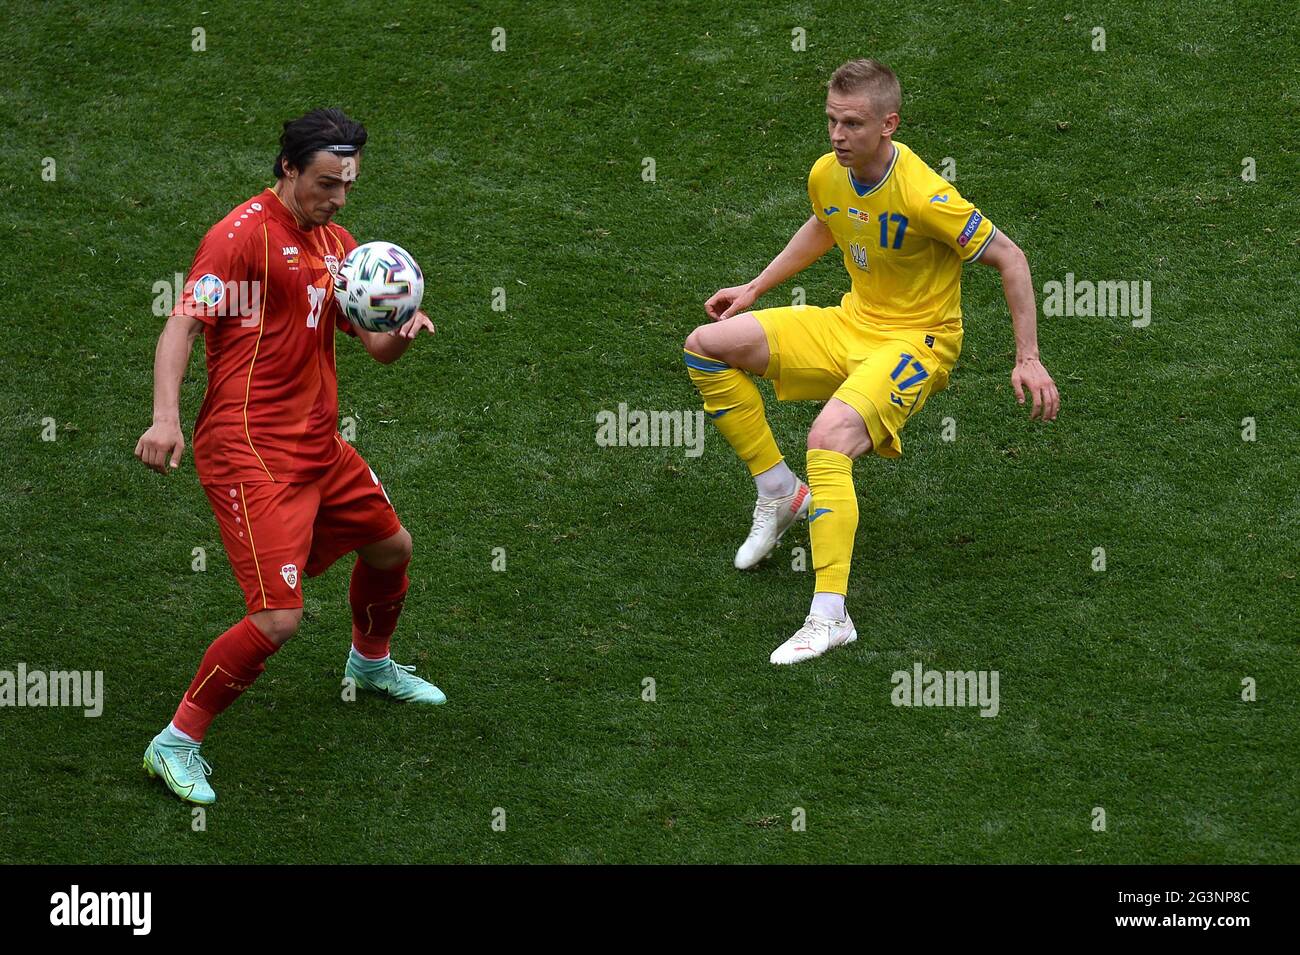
{"left": 324, "top": 255, "right": 340, "bottom": 277}
{"left": 192, "top": 273, "right": 225, "bottom": 307}
{"left": 849, "top": 242, "right": 870, "bottom": 271}
{"left": 280, "top": 563, "right": 299, "bottom": 589}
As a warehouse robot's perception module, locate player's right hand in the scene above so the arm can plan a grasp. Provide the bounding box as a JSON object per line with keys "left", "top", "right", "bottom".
{"left": 705, "top": 283, "right": 758, "bottom": 321}
{"left": 135, "top": 421, "right": 186, "bottom": 474}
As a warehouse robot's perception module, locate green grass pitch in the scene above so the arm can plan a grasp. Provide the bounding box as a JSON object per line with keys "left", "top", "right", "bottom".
{"left": 1, "top": 1, "right": 1296, "bottom": 863}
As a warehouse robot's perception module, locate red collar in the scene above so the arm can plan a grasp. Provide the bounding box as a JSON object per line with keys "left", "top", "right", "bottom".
{"left": 262, "top": 186, "right": 315, "bottom": 233}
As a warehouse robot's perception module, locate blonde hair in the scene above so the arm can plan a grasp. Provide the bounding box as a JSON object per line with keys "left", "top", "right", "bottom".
{"left": 828, "top": 59, "right": 902, "bottom": 117}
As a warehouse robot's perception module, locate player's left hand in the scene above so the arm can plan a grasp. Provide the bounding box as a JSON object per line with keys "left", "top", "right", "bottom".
{"left": 1011, "top": 356, "right": 1059, "bottom": 421}
{"left": 392, "top": 310, "right": 435, "bottom": 340}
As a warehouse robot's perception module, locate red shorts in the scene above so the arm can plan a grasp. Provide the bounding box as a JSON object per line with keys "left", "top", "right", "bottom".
{"left": 203, "top": 438, "right": 403, "bottom": 613}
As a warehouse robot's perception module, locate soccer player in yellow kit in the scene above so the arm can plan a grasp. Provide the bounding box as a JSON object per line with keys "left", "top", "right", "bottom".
{"left": 684, "top": 59, "right": 1060, "bottom": 664}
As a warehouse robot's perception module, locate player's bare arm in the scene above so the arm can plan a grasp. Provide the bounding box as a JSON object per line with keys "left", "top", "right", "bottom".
{"left": 134, "top": 312, "right": 204, "bottom": 474}
{"left": 705, "top": 213, "right": 835, "bottom": 321}
{"left": 978, "top": 230, "right": 1060, "bottom": 422}
{"left": 353, "top": 308, "right": 436, "bottom": 364}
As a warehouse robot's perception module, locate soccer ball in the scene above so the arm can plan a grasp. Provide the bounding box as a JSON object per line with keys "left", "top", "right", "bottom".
{"left": 333, "top": 241, "right": 424, "bottom": 333}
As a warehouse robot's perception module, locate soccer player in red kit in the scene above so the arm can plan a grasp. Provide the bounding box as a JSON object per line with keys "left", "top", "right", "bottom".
{"left": 135, "top": 109, "right": 442, "bottom": 805}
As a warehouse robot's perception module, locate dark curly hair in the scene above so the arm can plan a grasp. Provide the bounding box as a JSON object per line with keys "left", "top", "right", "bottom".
{"left": 273, "top": 108, "right": 367, "bottom": 178}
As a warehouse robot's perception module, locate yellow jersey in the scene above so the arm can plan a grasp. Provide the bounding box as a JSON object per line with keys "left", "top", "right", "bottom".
{"left": 808, "top": 140, "right": 997, "bottom": 330}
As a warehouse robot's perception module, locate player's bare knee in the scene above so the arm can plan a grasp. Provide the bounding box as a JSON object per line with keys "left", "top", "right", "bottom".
{"left": 250, "top": 608, "right": 302, "bottom": 646}
{"left": 688, "top": 317, "right": 769, "bottom": 375}
{"left": 360, "top": 527, "right": 412, "bottom": 570}
{"left": 391, "top": 527, "right": 413, "bottom": 564}
{"left": 685, "top": 326, "right": 718, "bottom": 360}
{"left": 808, "top": 407, "right": 872, "bottom": 459}
{"left": 684, "top": 327, "right": 702, "bottom": 355}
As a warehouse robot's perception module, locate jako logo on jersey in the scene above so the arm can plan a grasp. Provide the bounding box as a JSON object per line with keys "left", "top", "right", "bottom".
{"left": 192, "top": 273, "right": 225, "bottom": 307}
{"left": 280, "top": 563, "right": 299, "bottom": 589}
{"left": 957, "top": 211, "right": 983, "bottom": 247}
{"left": 281, "top": 246, "right": 299, "bottom": 256}
{"left": 324, "top": 255, "right": 340, "bottom": 277}
{"left": 823, "top": 206, "right": 840, "bottom": 217}
{"left": 930, "top": 194, "right": 950, "bottom": 204}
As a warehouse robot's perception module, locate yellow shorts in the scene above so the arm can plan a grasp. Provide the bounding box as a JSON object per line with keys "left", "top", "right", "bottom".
{"left": 752, "top": 304, "right": 962, "bottom": 458}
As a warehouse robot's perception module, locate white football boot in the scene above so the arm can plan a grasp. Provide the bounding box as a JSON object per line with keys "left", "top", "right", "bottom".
{"left": 770, "top": 612, "right": 857, "bottom": 665}
{"left": 734, "top": 481, "right": 811, "bottom": 569}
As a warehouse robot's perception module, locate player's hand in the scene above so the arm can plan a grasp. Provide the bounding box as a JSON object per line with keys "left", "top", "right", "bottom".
{"left": 391, "top": 310, "right": 435, "bottom": 340}
{"left": 1011, "top": 357, "right": 1060, "bottom": 422}
{"left": 705, "top": 283, "right": 758, "bottom": 322}
{"left": 135, "top": 421, "right": 186, "bottom": 474}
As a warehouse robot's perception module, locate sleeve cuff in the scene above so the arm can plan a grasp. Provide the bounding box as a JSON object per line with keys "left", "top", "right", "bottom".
{"left": 966, "top": 224, "right": 999, "bottom": 263}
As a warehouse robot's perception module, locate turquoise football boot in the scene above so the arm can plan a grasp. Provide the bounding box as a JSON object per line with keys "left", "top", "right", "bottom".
{"left": 143, "top": 728, "right": 216, "bottom": 805}
{"left": 345, "top": 651, "right": 446, "bottom": 705}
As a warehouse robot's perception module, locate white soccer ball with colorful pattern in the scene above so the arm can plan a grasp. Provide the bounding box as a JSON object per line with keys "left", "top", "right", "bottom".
{"left": 333, "top": 242, "right": 424, "bottom": 333}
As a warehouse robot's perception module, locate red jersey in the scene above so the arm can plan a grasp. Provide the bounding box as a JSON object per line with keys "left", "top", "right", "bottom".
{"left": 172, "top": 188, "right": 359, "bottom": 484}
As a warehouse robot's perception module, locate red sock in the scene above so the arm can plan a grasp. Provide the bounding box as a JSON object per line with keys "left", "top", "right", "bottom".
{"left": 350, "top": 556, "right": 410, "bottom": 659}
{"left": 172, "top": 616, "right": 279, "bottom": 741}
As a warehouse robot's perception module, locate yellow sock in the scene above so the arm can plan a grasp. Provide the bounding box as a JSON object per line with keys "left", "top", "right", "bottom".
{"left": 684, "top": 349, "right": 783, "bottom": 476}
{"left": 806, "top": 448, "right": 858, "bottom": 595}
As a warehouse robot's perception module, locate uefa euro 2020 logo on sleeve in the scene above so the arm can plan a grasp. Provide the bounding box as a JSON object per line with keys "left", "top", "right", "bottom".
{"left": 193, "top": 273, "right": 226, "bottom": 308}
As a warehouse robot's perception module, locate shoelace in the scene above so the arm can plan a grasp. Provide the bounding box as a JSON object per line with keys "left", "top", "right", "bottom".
{"left": 389, "top": 661, "right": 418, "bottom": 681}
{"left": 351, "top": 658, "right": 414, "bottom": 682}
{"left": 384, "top": 662, "right": 436, "bottom": 700}
{"left": 796, "top": 614, "right": 836, "bottom": 647}
{"left": 749, "top": 497, "right": 782, "bottom": 534}
{"left": 181, "top": 747, "right": 212, "bottom": 781}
